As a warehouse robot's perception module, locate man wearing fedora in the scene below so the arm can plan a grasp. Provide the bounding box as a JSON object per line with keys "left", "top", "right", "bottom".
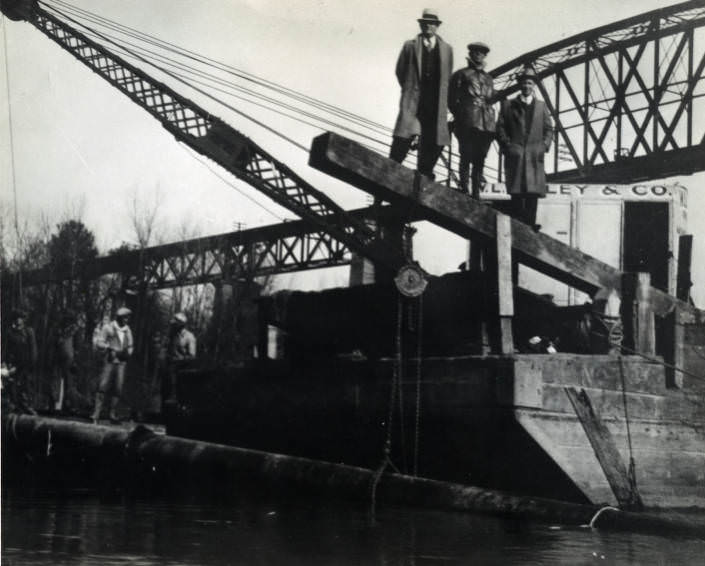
{"left": 495, "top": 66, "right": 554, "bottom": 227}
{"left": 449, "top": 41, "right": 496, "bottom": 198}
{"left": 389, "top": 8, "right": 453, "bottom": 178}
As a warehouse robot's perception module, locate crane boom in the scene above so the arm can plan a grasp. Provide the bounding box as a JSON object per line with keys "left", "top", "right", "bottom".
{"left": 2, "top": 0, "right": 403, "bottom": 269}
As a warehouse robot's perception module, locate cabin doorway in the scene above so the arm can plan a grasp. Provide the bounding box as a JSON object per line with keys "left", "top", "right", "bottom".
{"left": 623, "top": 202, "right": 669, "bottom": 291}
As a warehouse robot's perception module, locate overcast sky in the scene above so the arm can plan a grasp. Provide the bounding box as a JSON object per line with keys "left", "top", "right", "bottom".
{"left": 1, "top": 0, "right": 703, "bottom": 304}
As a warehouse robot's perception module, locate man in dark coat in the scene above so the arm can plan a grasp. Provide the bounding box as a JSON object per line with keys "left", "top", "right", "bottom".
{"left": 2, "top": 309, "right": 38, "bottom": 414}
{"left": 495, "top": 67, "right": 554, "bottom": 226}
{"left": 449, "top": 41, "right": 496, "bottom": 198}
{"left": 390, "top": 8, "right": 453, "bottom": 178}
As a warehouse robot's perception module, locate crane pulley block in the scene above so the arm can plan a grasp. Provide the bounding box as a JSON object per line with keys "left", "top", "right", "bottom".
{"left": 198, "top": 119, "right": 253, "bottom": 172}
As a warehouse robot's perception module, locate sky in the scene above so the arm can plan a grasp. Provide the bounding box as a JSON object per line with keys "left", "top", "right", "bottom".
{"left": 1, "top": 0, "right": 704, "bottom": 305}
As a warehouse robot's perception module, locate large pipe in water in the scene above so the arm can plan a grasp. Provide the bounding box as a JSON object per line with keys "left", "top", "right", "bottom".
{"left": 3, "top": 414, "right": 703, "bottom": 538}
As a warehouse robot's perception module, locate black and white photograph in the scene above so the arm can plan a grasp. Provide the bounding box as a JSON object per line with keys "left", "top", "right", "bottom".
{"left": 2, "top": 0, "right": 705, "bottom": 564}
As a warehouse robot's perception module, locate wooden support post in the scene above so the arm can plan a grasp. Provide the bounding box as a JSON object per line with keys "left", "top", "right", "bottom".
{"left": 636, "top": 273, "right": 656, "bottom": 356}
{"left": 622, "top": 273, "right": 655, "bottom": 356}
{"left": 496, "top": 214, "right": 514, "bottom": 355}
{"left": 670, "top": 306, "right": 685, "bottom": 389}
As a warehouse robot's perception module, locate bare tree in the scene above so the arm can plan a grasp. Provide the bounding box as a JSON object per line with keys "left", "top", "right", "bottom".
{"left": 127, "top": 185, "right": 163, "bottom": 249}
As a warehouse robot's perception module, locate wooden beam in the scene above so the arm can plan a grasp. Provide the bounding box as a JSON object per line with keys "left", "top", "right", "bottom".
{"left": 311, "top": 133, "right": 621, "bottom": 294}
{"left": 676, "top": 234, "right": 693, "bottom": 302}
{"left": 670, "top": 306, "right": 686, "bottom": 389}
{"left": 623, "top": 272, "right": 656, "bottom": 356}
{"left": 496, "top": 214, "right": 514, "bottom": 354}
{"left": 565, "top": 387, "right": 644, "bottom": 511}
{"left": 309, "top": 132, "right": 702, "bottom": 321}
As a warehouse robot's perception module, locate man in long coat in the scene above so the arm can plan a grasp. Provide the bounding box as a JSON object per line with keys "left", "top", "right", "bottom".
{"left": 496, "top": 67, "right": 554, "bottom": 226}
{"left": 390, "top": 8, "right": 453, "bottom": 178}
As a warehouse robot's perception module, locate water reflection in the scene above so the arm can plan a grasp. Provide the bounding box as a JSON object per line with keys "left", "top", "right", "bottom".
{"left": 3, "top": 488, "right": 704, "bottom": 565}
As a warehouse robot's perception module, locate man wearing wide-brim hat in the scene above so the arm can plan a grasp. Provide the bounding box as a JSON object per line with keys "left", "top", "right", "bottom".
{"left": 389, "top": 8, "right": 453, "bottom": 178}
{"left": 91, "top": 306, "right": 134, "bottom": 423}
{"left": 449, "top": 41, "right": 496, "bottom": 198}
{"left": 163, "top": 311, "right": 197, "bottom": 403}
{"left": 495, "top": 66, "right": 554, "bottom": 227}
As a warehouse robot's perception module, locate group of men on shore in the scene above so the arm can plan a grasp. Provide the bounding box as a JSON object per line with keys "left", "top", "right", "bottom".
{"left": 1, "top": 306, "right": 197, "bottom": 423}
{"left": 89, "top": 307, "right": 196, "bottom": 423}
{"left": 390, "top": 8, "right": 554, "bottom": 227}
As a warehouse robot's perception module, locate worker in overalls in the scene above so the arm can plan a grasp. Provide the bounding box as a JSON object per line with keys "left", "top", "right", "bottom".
{"left": 91, "top": 307, "right": 133, "bottom": 423}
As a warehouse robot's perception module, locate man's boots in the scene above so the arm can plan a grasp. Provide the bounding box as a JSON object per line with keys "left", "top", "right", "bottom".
{"left": 91, "top": 392, "right": 104, "bottom": 424}
{"left": 108, "top": 396, "right": 121, "bottom": 424}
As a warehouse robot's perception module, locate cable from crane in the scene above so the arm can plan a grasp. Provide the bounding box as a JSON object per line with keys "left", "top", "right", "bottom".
{"left": 43, "top": 0, "right": 392, "bottom": 136}
{"left": 39, "top": 0, "right": 497, "bottom": 181}
{"left": 41, "top": 0, "right": 476, "bottom": 177}
{"left": 2, "top": 13, "right": 23, "bottom": 302}
{"left": 43, "top": 2, "right": 311, "bottom": 153}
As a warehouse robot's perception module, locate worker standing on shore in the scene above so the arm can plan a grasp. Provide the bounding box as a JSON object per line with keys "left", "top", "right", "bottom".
{"left": 2, "top": 309, "right": 38, "bottom": 415}
{"left": 389, "top": 8, "right": 453, "bottom": 178}
{"left": 164, "top": 312, "right": 197, "bottom": 404}
{"left": 449, "top": 41, "right": 496, "bottom": 198}
{"left": 91, "top": 307, "right": 133, "bottom": 423}
{"left": 51, "top": 309, "right": 82, "bottom": 414}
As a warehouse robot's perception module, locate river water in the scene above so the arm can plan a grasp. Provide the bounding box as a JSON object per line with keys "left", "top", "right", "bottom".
{"left": 3, "top": 486, "right": 704, "bottom": 565}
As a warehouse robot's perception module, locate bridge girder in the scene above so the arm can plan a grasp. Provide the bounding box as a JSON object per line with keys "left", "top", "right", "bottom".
{"left": 486, "top": 0, "right": 705, "bottom": 184}
{"left": 4, "top": 206, "right": 413, "bottom": 291}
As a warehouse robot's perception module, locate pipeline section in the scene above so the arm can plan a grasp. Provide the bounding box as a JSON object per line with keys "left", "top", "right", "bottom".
{"left": 3, "top": 414, "right": 703, "bottom": 538}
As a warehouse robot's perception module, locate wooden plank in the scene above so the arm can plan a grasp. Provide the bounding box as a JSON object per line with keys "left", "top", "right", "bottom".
{"left": 496, "top": 215, "right": 514, "bottom": 354}
{"left": 671, "top": 306, "right": 686, "bottom": 389}
{"left": 564, "top": 386, "right": 644, "bottom": 510}
{"left": 635, "top": 273, "right": 656, "bottom": 356}
{"left": 623, "top": 272, "right": 656, "bottom": 356}
{"left": 309, "top": 132, "right": 703, "bottom": 322}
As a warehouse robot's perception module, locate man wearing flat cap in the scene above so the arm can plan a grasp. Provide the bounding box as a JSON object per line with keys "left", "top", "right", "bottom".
{"left": 496, "top": 66, "right": 554, "bottom": 227}
{"left": 389, "top": 8, "right": 453, "bottom": 178}
{"left": 91, "top": 306, "right": 134, "bottom": 423}
{"left": 449, "top": 41, "right": 496, "bottom": 198}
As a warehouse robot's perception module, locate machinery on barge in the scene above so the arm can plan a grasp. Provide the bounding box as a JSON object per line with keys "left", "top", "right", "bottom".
{"left": 2, "top": 0, "right": 705, "bottom": 509}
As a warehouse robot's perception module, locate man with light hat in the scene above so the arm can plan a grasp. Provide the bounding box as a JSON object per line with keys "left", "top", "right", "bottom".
{"left": 164, "top": 311, "right": 197, "bottom": 403}
{"left": 91, "top": 306, "right": 134, "bottom": 423}
{"left": 495, "top": 65, "right": 554, "bottom": 227}
{"left": 449, "top": 41, "right": 496, "bottom": 198}
{"left": 389, "top": 8, "right": 453, "bottom": 178}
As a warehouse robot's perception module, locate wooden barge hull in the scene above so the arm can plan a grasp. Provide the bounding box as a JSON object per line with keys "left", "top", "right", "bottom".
{"left": 168, "top": 353, "right": 705, "bottom": 509}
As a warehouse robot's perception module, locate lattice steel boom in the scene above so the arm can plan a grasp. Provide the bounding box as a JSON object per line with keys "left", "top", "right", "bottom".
{"left": 0, "top": 0, "right": 403, "bottom": 270}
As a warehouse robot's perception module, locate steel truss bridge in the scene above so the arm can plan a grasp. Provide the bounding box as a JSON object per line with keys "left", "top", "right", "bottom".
{"left": 491, "top": 0, "right": 705, "bottom": 184}
{"left": 4, "top": 206, "right": 412, "bottom": 291}
{"left": 6, "top": 0, "right": 705, "bottom": 289}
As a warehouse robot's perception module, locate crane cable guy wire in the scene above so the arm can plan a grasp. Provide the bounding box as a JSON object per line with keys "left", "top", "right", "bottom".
{"left": 41, "top": 2, "right": 310, "bottom": 153}
{"left": 39, "top": 0, "right": 392, "bottom": 149}
{"left": 39, "top": 0, "right": 491, "bottom": 178}
{"left": 2, "top": 13, "right": 24, "bottom": 300}
{"left": 44, "top": 0, "right": 393, "bottom": 136}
